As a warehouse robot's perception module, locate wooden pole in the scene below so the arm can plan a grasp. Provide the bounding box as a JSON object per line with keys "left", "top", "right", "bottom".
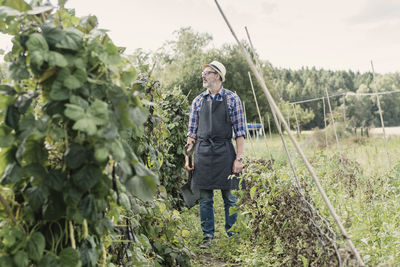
{"left": 371, "top": 60, "right": 391, "bottom": 169}
{"left": 325, "top": 88, "right": 343, "bottom": 162}
{"left": 214, "top": 2, "right": 364, "bottom": 265}
{"left": 292, "top": 103, "right": 301, "bottom": 138}
{"left": 322, "top": 97, "right": 328, "bottom": 148}
{"left": 245, "top": 27, "right": 343, "bottom": 264}
{"left": 248, "top": 72, "right": 272, "bottom": 161}
{"left": 243, "top": 101, "right": 256, "bottom": 157}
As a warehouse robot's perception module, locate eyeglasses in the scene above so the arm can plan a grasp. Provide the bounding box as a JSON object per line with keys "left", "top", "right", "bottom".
{"left": 202, "top": 70, "right": 217, "bottom": 76}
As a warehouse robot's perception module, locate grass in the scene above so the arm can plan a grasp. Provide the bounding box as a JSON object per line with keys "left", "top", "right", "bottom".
{"left": 179, "top": 131, "right": 400, "bottom": 266}
{"left": 246, "top": 131, "right": 400, "bottom": 175}
{"left": 180, "top": 190, "right": 242, "bottom": 266}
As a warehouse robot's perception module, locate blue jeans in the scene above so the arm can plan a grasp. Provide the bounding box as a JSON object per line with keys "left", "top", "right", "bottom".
{"left": 199, "top": 189, "right": 238, "bottom": 238}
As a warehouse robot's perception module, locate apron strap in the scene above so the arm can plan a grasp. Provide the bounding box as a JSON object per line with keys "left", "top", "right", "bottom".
{"left": 222, "top": 92, "right": 230, "bottom": 123}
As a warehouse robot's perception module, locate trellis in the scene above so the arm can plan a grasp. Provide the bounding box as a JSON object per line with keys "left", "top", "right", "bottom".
{"left": 288, "top": 86, "right": 400, "bottom": 169}
{"left": 214, "top": 0, "right": 365, "bottom": 265}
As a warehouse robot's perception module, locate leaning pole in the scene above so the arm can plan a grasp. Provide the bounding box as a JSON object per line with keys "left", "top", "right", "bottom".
{"left": 213, "top": 1, "right": 364, "bottom": 265}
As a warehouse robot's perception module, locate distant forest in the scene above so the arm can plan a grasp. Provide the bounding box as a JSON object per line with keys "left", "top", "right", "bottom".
{"left": 144, "top": 27, "right": 400, "bottom": 131}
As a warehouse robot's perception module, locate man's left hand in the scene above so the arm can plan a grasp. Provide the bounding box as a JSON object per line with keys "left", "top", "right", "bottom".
{"left": 232, "top": 159, "right": 243, "bottom": 174}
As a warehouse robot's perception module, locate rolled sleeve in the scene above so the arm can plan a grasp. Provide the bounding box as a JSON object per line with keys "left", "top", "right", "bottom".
{"left": 187, "top": 97, "right": 201, "bottom": 139}
{"left": 232, "top": 95, "right": 246, "bottom": 138}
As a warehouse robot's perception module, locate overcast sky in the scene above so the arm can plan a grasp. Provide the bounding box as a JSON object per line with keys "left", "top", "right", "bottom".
{"left": 1, "top": 0, "right": 400, "bottom": 73}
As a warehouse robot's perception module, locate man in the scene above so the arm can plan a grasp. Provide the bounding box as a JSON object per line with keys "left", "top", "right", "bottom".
{"left": 185, "top": 60, "right": 245, "bottom": 249}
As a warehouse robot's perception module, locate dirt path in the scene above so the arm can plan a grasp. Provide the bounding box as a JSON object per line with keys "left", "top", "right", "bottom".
{"left": 197, "top": 253, "right": 241, "bottom": 267}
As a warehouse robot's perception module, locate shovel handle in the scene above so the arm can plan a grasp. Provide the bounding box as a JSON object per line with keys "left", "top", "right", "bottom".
{"left": 188, "top": 155, "right": 192, "bottom": 168}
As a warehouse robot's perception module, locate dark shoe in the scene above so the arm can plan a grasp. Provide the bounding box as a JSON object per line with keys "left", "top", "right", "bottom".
{"left": 227, "top": 231, "right": 236, "bottom": 237}
{"left": 199, "top": 237, "right": 213, "bottom": 249}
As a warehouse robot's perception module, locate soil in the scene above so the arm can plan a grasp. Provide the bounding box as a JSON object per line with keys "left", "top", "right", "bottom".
{"left": 197, "top": 252, "right": 241, "bottom": 267}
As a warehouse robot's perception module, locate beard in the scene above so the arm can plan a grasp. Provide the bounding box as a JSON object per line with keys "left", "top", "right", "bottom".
{"left": 203, "top": 79, "right": 216, "bottom": 89}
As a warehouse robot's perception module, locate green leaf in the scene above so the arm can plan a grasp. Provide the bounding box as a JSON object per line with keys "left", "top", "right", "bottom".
{"left": 73, "top": 117, "right": 97, "bottom": 135}
{"left": 59, "top": 248, "right": 80, "bottom": 267}
{"left": 56, "top": 29, "right": 83, "bottom": 51}
{"left": 24, "top": 163, "right": 46, "bottom": 180}
{"left": 126, "top": 171, "right": 159, "bottom": 202}
{"left": 9, "top": 59, "right": 30, "bottom": 80}
{"left": 73, "top": 58, "right": 85, "bottom": 70}
{"left": 64, "top": 75, "right": 81, "bottom": 90}
{"left": 250, "top": 186, "right": 257, "bottom": 200}
{"left": 27, "top": 232, "right": 45, "bottom": 261}
{"left": 58, "top": 0, "right": 67, "bottom": 8}
{"left": 64, "top": 104, "right": 85, "bottom": 121}
{"left": 120, "top": 69, "right": 137, "bottom": 86}
{"left": 73, "top": 68, "right": 87, "bottom": 83}
{"left": 100, "top": 123, "right": 118, "bottom": 140}
{"left": 30, "top": 50, "right": 46, "bottom": 69}
{"left": 87, "top": 99, "right": 108, "bottom": 125}
{"left": 19, "top": 113, "right": 35, "bottom": 136}
{"left": 1, "top": 163, "right": 24, "bottom": 184}
{"left": 94, "top": 146, "right": 109, "bottom": 163}
{"left": 0, "top": 6, "right": 22, "bottom": 17}
{"left": 38, "top": 253, "right": 59, "bottom": 267}
{"left": 43, "top": 193, "right": 65, "bottom": 220}
{"left": 50, "top": 81, "right": 69, "bottom": 100}
{"left": 3, "top": 0, "right": 32, "bottom": 11}
{"left": 26, "top": 186, "right": 48, "bottom": 212}
{"left": 0, "top": 125, "right": 14, "bottom": 147}
{"left": 70, "top": 95, "right": 89, "bottom": 109}
{"left": 5, "top": 105, "right": 20, "bottom": 130}
{"left": 0, "top": 256, "right": 13, "bottom": 267}
{"left": 47, "top": 51, "right": 68, "bottom": 67}
{"left": 45, "top": 170, "right": 65, "bottom": 191}
{"left": 15, "top": 90, "right": 37, "bottom": 114}
{"left": 79, "top": 15, "right": 98, "bottom": 33}
{"left": 49, "top": 126, "right": 65, "bottom": 140}
{"left": 26, "top": 33, "right": 48, "bottom": 52}
{"left": 110, "top": 141, "right": 125, "bottom": 160}
{"left": 63, "top": 186, "right": 82, "bottom": 207}
{"left": 78, "top": 194, "right": 97, "bottom": 221}
{"left": 22, "top": 140, "right": 48, "bottom": 165}
{"left": 13, "top": 250, "right": 28, "bottom": 267}
{"left": 27, "top": 6, "right": 53, "bottom": 15}
{"left": 130, "top": 106, "right": 148, "bottom": 126}
{"left": 79, "top": 241, "right": 97, "bottom": 266}
{"left": 42, "top": 24, "right": 65, "bottom": 46}
{"left": 65, "top": 143, "right": 87, "bottom": 169}
{"left": 73, "top": 164, "right": 101, "bottom": 191}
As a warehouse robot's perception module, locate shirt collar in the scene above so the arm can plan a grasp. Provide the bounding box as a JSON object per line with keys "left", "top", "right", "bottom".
{"left": 203, "top": 87, "right": 225, "bottom": 97}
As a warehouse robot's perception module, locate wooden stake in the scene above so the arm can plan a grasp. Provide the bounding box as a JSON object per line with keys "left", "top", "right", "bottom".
{"left": 322, "top": 97, "right": 328, "bottom": 148}
{"left": 248, "top": 72, "right": 272, "bottom": 161}
{"left": 214, "top": 2, "right": 364, "bottom": 265}
{"left": 325, "top": 88, "right": 343, "bottom": 162}
{"left": 371, "top": 60, "right": 391, "bottom": 169}
{"left": 243, "top": 101, "right": 256, "bottom": 157}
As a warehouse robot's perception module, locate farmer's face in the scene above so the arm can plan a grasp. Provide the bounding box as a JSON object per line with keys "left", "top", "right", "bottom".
{"left": 202, "top": 67, "right": 219, "bottom": 89}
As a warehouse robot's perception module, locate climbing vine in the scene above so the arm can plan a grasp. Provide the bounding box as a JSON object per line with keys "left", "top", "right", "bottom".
{"left": 0, "top": 1, "right": 191, "bottom": 266}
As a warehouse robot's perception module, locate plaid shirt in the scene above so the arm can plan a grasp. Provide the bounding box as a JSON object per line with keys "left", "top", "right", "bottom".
{"left": 187, "top": 87, "right": 246, "bottom": 139}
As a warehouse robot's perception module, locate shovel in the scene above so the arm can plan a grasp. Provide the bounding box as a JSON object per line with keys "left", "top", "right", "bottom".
{"left": 180, "top": 143, "right": 200, "bottom": 208}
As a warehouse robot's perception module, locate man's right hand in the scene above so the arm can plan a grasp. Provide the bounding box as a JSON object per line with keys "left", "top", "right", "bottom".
{"left": 185, "top": 155, "right": 194, "bottom": 172}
